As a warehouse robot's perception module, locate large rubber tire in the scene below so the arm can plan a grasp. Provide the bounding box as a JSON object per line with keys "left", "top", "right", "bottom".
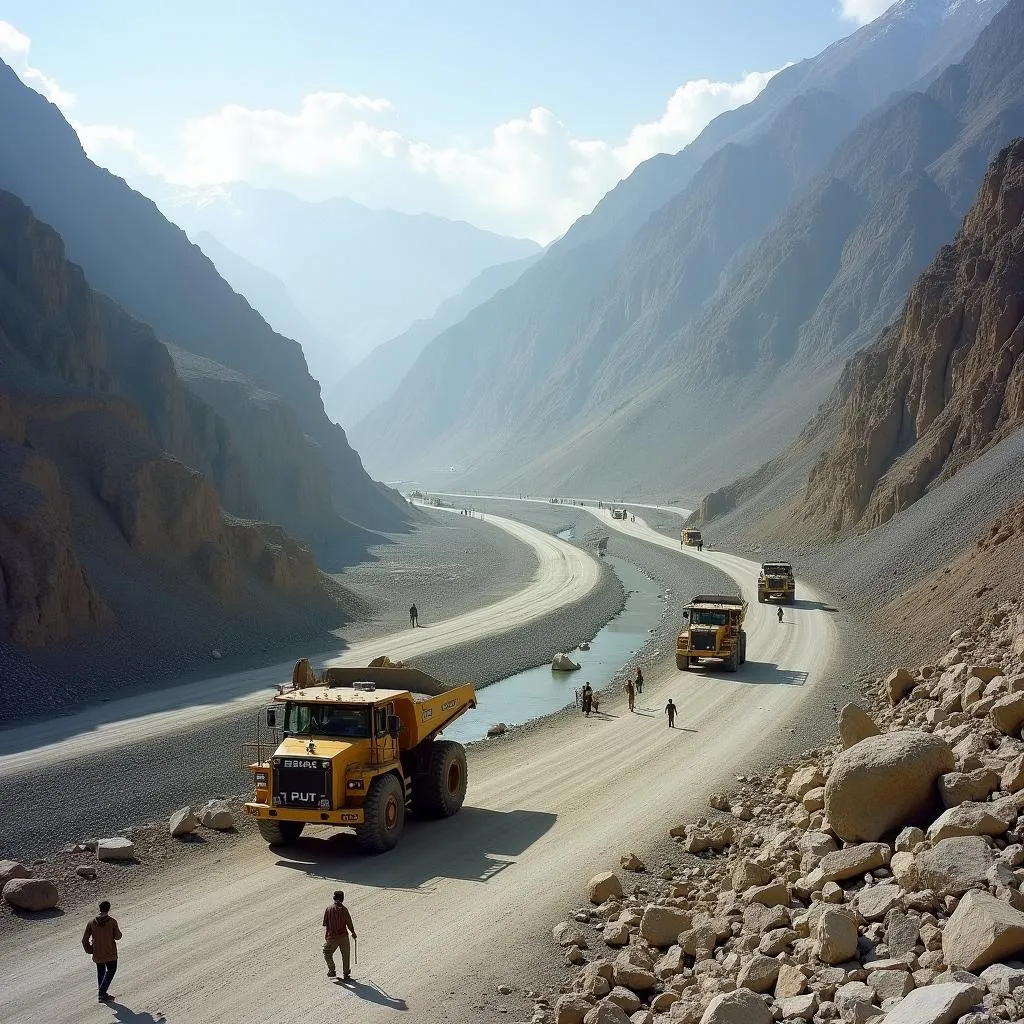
{"left": 356, "top": 773, "right": 405, "bottom": 853}
{"left": 676, "top": 654, "right": 687, "bottom": 671}
{"left": 257, "top": 819, "right": 303, "bottom": 845}
{"left": 726, "top": 647, "right": 739, "bottom": 673}
{"left": 740, "top": 631, "right": 747, "bottom": 665}
{"left": 413, "top": 740, "right": 468, "bottom": 819}
{"left": 757, "top": 591, "right": 765, "bottom": 604}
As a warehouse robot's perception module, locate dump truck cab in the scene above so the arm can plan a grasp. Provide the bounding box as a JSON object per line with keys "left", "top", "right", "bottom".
{"left": 681, "top": 529, "right": 702, "bottom": 548}
{"left": 758, "top": 561, "right": 795, "bottom": 604}
{"left": 243, "top": 658, "right": 476, "bottom": 852}
{"left": 611, "top": 507, "right": 627, "bottom": 520}
{"left": 676, "top": 594, "right": 747, "bottom": 672}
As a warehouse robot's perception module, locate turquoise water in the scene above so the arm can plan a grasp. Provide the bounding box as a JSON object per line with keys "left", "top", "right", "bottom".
{"left": 442, "top": 555, "right": 666, "bottom": 743}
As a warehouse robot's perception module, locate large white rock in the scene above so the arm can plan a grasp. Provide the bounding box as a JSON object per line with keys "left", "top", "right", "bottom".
{"left": 698, "top": 988, "right": 772, "bottom": 1024}
{"left": 2, "top": 877, "right": 58, "bottom": 911}
{"left": 199, "top": 799, "right": 235, "bottom": 830}
{"left": 915, "top": 836, "right": 994, "bottom": 895}
{"left": 942, "top": 889, "right": 1024, "bottom": 971}
{"left": 881, "top": 981, "right": 983, "bottom": 1024}
{"left": 582, "top": 1001, "right": 631, "bottom": 1024}
{"left": 927, "top": 802, "right": 1010, "bottom": 842}
{"left": 169, "top": 807, "right": 198, "bottom": 837}
{"left": 0, "top": 860, "right": 32, "bottom": 888}
{"left": 834, "top": 981, "right": 881, "bottom": 1024}
{"left": 824, "top": 731, "right": 954, "bottom": 842}
{"left": 553, "top": 921, "right": 589, "bottom": 948}
{"left": 639, "top": 905, "right": 690, "bottom": 947}
{"left": 555, "top": 994, "right": 593, "bottom": 1024}
{"left": 96, "top": 837, "right": 135, "bottom": 861}
{"left": 552, "top": 653, "right": 581, "bottom": 672}
{"left": 588, "top": 872, "right": 623, "bottom": 905}
{"left": 990, "top": 692, "right": 1024, "bottom": 735}
{"left": 817, "top": 842, "right": 891, "bottom": 882}
{"left": 815, "top": 907, "right": 858, "bottom": 965}
{"left": 838, "top": 704, "right": 880, "bottom": 748}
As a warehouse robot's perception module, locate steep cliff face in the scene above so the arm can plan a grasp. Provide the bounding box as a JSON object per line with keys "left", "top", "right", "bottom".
{"left": 0, "top": 192, "right": 349, "bottom": 653}
{"left": 802, "top": 138, "right": 1024, "bottom": 532}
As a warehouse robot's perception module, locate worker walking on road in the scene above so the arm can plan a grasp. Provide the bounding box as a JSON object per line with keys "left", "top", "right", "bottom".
{"left": 624, "top": 677, "right": 635, "bottom": 712}
{"left": 82, "top": 900, "right": 121, "bottom": 1002}
{"left": 634, "top": 667, "right": 644, "bottom": 696}
{"left": 777, "top": 607, "right": 784, "bottom": 624}
{"left": 665, "top": 699, "right": 677, "bottom": 729}
{"left": 409, "top": 604, "right": 419, "bottom": 628}
{"left": 323, "top": 890, "right": 357, "bottom": 981}
{"left": 581, "top": 682, "right": 593, "bottom": 716}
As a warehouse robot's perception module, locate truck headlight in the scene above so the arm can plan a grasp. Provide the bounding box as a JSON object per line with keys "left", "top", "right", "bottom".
{"left": 346, "top": 779, "right": 364, "bottom": 790}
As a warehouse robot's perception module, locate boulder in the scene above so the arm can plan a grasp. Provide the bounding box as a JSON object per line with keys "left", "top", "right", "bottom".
{"left": 556, "top": 994, "right": 593, "bottom": 1024}
{"left": 554, "top": 922, "right": 589, "bottom": 948}
{"left": 818, "top": 842, "right": 891, "bottom": 882}
{"left": 787, "top": 765, "right": 826, "bottom": 799}
{"left": 639, "top": 905, "right": 690, "bottom": 947}
{"left": 76, "top": 865, "right": 97, "bottom": 880}
{"left": 603, "top": 921, "right": 630, "bottom": 946}
{"left": 915, "top": 836, "right": 994, "bottom": 895}
{"left": 857, "top": 883, "right": 902, "bottom": 922}
{"left": 486, "top": 723, "right": 507, "bottom": 737}
{"left": 990, "top": 693, "right": 1024, "bottom": 735}
{"left": 834, "top": 982, "right": 881, "bottom": 1024}
{"left": 824, "top": 731, "right": 954, "bottom": 842}
{"left": 937, "top": 769, "right": 1000, "bottom": 808}
{"left": 1002, "top": 754, "right": 1024, "bottom": 794}
{"left": 612, "top": 948, "right": 656, "bottom": 991}
{"left": 942, "top": 888, "right": 1024, "bottom": 970}
{"left": 775, "top": 963, "right": 808, "bottom": 998}
{"left": 169, "top": 807, "right": 198, "bottom": 837}
{"left": 677, "top": 822, "right": 734, "bottom": 853}
{"left": 583, "top": 1003, "right": 631, "bottom": 1024}
{"left": 886, "top": 669, "right": 917, "bottom": 706}
{"left": 815, "top": 907, "right": 858, "bottom": 965}
{"left": 885, "top": 909, "right": 921, "bottom": 959}
{"left": 199, "top": 800, "right": 235, "bottom": 830}
{"left": 732, "top": 859, "right": 771, "bottom": 892}
{"left": 605, "top": 987, "right": 641, "bottom": 1014}
{"left": 619, "top": 852, "right": 644, "bottom": 872}
{"left": 746, "top": 881, "right": 789, "bottom": 907}
{"left": 552, "top": 653, "right": 581, "bottom": 672}
{"left": 736, "top": 954, "right": 779, "bottom": 993}
{"left": 0, "top": 860, "right": 31, "bottom": 888}
{"left": 866, "top": 966, "right": 913, "bottom": 1003}
{"left": 881, "top": 981, "right": 983, "bottom": 1024}
{"left": 588, "top": 872, "right": 623, "bottom": 905}
{"left": 2, "top": 877, "right": 58, "bottom": 911}
{"left": 777, "top": 993, "right": 817, "bottom": 1021}
{"left": 96, "top": 837, "right": 135, "bottom": 861}
{"left": 698, "top": 989, "right": 772, "bottom": 1024}
{"left": 927, "top": 803, "right": 1009, "bottom": 842}
{"left": 839, "top": 704, "right": 880, "bottom": 749}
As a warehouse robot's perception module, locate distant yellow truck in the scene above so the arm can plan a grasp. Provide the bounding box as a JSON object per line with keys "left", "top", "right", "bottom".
{"left": 676, "top": 594, "right": 747, "bottom": 672}
{"left": 243, "top": 659, "right": 476, "bottom": 852}
{"left": 758, "top": 561, "right": 795, "bottom": 604}
{"left": 681, "top": 529, "right": 702, "bottom": 548}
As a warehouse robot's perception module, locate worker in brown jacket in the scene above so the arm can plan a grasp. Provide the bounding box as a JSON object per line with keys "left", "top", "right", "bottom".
{"left": 82, "top": 900, "right": 122, "bottom": 1002}
{"left": 323, "top": 890, "right": 357, "bottom": 980}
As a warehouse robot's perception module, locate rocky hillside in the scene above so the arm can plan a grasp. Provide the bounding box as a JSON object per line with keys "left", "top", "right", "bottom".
{"left": 0, "top": 60, "right": 408, "bottom": 543}
{"left": 537, "top": 598, "right": 1024, "bottom": 1024}
{"left": 352, "top": 0, "right": 1008, "bottom": 494}
{"left": 802, "top": 137, "right": 1024, "bottom": 535}
{"left": 0, "top": 191, "right": 357, "bottom": 705}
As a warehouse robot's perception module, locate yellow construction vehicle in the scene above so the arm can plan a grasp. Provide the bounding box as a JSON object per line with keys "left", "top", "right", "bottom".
{"left": 758, "top": 561, "right": 795, "bottom": 604}
{"left": 243, "top": 658, "right": 476, "bottom": 853}
{"left": 611, "top": 508, "right": 627, "bottom": 520}
{"left": 681, "top": 529, "right": 702, "bottom": 548}
{"left": 676, "top": 595, "right": 747, "bottom": 672}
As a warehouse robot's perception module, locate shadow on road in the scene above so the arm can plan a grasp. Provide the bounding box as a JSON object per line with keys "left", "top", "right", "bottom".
{"left": 682, "top": 664, "right": 809, "bottom": 687}
{"left": 791, "top": 598, "right": 840, "bottom": 613}
{"left": 335, "top": 977, "right": 408, "bottom": 1010}
{"left": 273, "top": 806, "right": 556, "bottom": 889}
{"left": 109, "top": 1002, "right": 166, "bottom": 1023}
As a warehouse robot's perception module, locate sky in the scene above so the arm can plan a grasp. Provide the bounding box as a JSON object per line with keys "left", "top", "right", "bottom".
{"left": 0, "top": 1, "right": 898, "bottom": 242}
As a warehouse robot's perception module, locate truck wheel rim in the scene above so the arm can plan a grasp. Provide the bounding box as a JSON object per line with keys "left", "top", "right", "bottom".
{"left": 385, "top": 796, "right": 398, "bottom": 828}
{"left": 447, "top": 762, "right": 461, "bottom": 794}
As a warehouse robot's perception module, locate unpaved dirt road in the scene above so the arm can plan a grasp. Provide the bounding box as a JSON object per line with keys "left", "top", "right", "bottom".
{"left": 0, "top": 509, "right": 599, "bottom": 780}
{"left": 1, "top": 508, "right": 838, "bottom": 1024}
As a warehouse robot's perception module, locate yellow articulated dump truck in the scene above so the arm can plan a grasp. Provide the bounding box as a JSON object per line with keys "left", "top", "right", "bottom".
{"left": 242, "top": 658, "right": 477, "bottom": 853}
{"left": 676, "top": 595, "right": 747, "bottom": 672}
{"left": 757, "top": 561, "right": 795, "bottom": 604}
{"left": 681, "top": 529, "right": 702, "bottom": 548}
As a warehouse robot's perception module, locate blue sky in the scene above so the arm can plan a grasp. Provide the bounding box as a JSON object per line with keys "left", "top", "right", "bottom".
{"left": 0, "top": 1, "right": 894, "bottom": 239}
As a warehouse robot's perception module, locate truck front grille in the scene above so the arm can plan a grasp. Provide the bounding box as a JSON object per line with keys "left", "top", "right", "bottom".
{"left": 690, "top": 630, "right": 717, "bottom": 652}
{"left": 273, "top": 757, "right": 331, "bottom": 809}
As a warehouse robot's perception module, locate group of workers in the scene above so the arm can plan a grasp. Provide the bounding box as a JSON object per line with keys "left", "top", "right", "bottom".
{"left": 577, "top": 666, "right": 677, "bottom": 728}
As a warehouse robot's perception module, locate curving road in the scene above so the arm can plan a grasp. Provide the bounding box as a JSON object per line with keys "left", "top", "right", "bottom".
{"left": 0, "top": 508, "right": 599, "bottom": 780}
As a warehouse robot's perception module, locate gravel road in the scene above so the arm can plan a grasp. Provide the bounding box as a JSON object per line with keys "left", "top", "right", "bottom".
{"left": 0, "top": 506, "right": 843, "bottom": 1024}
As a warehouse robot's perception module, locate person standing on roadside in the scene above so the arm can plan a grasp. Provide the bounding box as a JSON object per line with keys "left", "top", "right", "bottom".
{"left": 409, "top": 604, "right": 419, "bottom": 628}
{"left": 634, "top": 667, "right": 644, "bottom": 696}
{"left": 82, "top": 900, "right": 121, "bottom": 1003}
{"left": 581, "top": 682, "right": 593, "bottom": 716}
{"left": 665, "top": 699, "right": 677, "bottom": 729}
{"left": 323, "top": 890, "right": 357, "bottom": 981}
{"left": 624, "top": 677, "right": 636, "bottom": 712}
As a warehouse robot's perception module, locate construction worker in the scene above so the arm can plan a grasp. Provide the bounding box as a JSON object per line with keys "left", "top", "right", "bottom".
{"left": 665, "top": 699, "right": 677, "bottom": 729}
{"left": 82, "top": 900, "right": 122, "bottom": 1003}
{"left": 777, "top": 607, "right": 784, "bottom": 624}
{"left": 624, "top": 677, "right": 636, "bottom": 712}
{"left": 323, "top": 890, "right": 357, "bottom": 981}
{"left": 634, "top": 667, "right": 644, "bottom": 696}
{"left": 409, "top": 604, "right": 419, "bottom": 628}
{"left": 581, "top": 683, "right": 593, "bottom": 716}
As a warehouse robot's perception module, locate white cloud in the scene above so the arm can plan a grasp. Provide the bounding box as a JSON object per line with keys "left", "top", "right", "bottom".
{"left": 1, "top": 19, "right": 786, "bottom": 242}
{"left": 840, "top": 0, "right": 897, "bottom": 24}
{"left": 0, "top": 20, "right": 76, "bottom": 112}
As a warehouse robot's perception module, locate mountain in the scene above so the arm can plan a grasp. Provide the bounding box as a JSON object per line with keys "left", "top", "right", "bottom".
{"left": 801, "top": 136, "right": 1024, "bottom": 534}
{"left": 0, "top": 59, "right": 408, "bottom": 547}
{"left": 161, "top": 183, "right": 540, "bottom": 376}
{"left": 352, "top": 0, "right": 1009, "bottom": 493}
{"left": 330, "top": 252, "right": 541, "bottom": 428}
{"left": 193, "top": 231, "right": 351, "bottom": 379}
{"left": 0, "top": 190, "right": 353, "bottom": 668}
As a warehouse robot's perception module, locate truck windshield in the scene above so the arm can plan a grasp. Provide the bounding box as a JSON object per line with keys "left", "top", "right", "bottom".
{"left": 690, "top": 610, "right": 728, "bottom": 626}
{"left": 284, "top": 704, "right": 371, "bottom": 738}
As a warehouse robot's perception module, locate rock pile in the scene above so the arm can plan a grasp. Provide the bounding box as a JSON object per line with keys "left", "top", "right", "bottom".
{"left": 542, "top": 598, "right": 1024, "bottom": 1024}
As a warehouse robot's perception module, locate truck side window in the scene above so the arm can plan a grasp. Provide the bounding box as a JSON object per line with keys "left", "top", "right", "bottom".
{"left": 375, "top": 706, "right": 389, "bottom": 736}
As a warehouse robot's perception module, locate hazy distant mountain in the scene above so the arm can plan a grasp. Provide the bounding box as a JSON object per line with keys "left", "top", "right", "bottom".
{"left": 330, "top": 252, "right": 541, "bottom": 428}
{"left": 353, "top": 0, "right": 1009, "bottom": 494}
{"left": 194, "top": 231, "right": 351, "bottom": 379}
{"left": 160, "top": 184, "right": 540, "bottom": 380}
{"left": 0, "top": 58, "right": 409, "bottom": 545}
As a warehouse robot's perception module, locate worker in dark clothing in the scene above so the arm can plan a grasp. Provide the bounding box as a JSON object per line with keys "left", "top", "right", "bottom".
{"left": 581, "top": 683, "right": 593, "bottom": 716}
{"left": 634, "top": 667, "right": 644, "bottom": 696}
{"left": 777, "top": 607, "right": 784, "bottom": 624}
{"left": 409, "top": 604, "right": 419, "bottom": 627}
{"left": 82, "top": 900, "right": 122, "bottom": 1002}
{"left": 323, "top": 890, "right": 357, "bottom": 981}
{"left": 665, "top": 699, "right": 677, "bottom": 728}
{"left": 624, "top": 678, "right": 636, "bottom": 712}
